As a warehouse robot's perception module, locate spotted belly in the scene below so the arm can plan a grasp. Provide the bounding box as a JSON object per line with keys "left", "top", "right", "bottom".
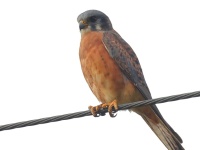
{"left": 79, "top": 31, "right": 143, "bottom": 104}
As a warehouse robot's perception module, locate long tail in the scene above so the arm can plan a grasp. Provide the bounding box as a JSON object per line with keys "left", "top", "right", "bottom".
{"left": 133, "top": 106, "right": 184, "bottom": 150}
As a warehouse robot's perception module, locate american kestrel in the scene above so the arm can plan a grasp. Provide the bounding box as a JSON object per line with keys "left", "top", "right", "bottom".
{"left": 78, "top": 10, "right": 184, "bottom": 150}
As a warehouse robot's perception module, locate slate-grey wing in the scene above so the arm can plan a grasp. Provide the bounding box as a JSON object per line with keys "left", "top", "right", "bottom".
{"left": 102, "top": 30, "right": 183, "bottom": 143}
{"left": 102, "top": 30, "right": 152, "bottom": 100}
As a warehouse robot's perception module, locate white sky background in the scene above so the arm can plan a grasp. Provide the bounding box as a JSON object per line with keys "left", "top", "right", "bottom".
{"left": 0, "top": 0, "right": 200, "bottom": 149}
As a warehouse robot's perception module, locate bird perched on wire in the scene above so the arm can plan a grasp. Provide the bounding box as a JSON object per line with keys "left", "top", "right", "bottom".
{"left": 77, "top": 9, "right": 184, "bottom": 150}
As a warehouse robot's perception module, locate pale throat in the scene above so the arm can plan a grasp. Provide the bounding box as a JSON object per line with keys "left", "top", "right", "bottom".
{"left": 80, "top": 27, "right": 92, "bottom": 36}
{"left": 80, "top": 25, "right": 102, "bottom": 36}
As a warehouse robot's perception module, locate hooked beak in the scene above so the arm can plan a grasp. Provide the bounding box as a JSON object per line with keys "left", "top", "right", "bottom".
{"left": 79, "top": 20, "right": 88, "bottom": 31}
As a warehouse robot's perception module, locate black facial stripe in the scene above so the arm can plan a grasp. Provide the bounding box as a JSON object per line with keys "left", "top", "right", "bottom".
{"left": 90, "top": 24, "right": 97, "bottom": 30}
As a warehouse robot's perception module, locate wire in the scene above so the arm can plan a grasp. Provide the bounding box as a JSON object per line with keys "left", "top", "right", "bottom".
{"left": 0, "top": 90, "right": 199, "bottom": 132}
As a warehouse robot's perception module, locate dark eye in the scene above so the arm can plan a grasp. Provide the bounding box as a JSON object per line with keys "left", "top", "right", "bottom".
{"left": 89, "top": 16, "right": 97, "bottom": 22}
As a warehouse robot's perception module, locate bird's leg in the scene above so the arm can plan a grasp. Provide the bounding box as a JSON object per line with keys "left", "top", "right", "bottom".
{"left": 88, "top": 100, "right": 118, "bottom": 117}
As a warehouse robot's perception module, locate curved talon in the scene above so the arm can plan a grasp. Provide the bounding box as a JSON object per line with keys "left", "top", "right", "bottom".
{"left": 108, "top": 107, "right": 118, "bottom": 117}
{"left": 89, "top": 100, "right": 118, "bottom": 117}
{"left": 108, "top": 100, "right": 118, "bottom": 117}
{"left": 101, "top": 100, "right": 118, "bottom": 117}
{"left": 110, "top": 111, "right": 117, "bottom": 117}
{"left": 88, "top": 106, "right": 100, "bottom": 117}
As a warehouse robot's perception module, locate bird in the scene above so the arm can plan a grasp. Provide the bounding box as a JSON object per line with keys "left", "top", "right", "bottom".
{"left": 77, "top": 10, "right": 184, "bottom": 150}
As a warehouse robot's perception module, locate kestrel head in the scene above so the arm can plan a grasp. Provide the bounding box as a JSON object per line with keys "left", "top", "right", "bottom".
{"left": 77, "top": 10, "right": 113, "bottom": 34}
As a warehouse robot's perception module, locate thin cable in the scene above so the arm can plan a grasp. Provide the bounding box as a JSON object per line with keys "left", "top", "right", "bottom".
{"left": 0, "top": 91, "right": 199, "bottom": 132}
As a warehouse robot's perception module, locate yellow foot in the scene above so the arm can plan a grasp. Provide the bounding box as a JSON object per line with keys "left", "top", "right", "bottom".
{"left": 102, "top": 100, "right": 118, "bottom": 117}
{"left": 88, "top": 100, "right": 118, "bottom": 117}
{"left": 88, "top": 105, "right": 102, "bottom": 117}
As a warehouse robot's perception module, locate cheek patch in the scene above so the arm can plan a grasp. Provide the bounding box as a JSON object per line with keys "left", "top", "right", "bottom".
{"left": 95, "top": 24, "right": 102, "bottom": 30}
